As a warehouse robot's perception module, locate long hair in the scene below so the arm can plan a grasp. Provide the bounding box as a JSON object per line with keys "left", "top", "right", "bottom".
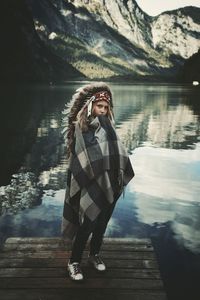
{"left": 62, "top": 82, "right": 114, "bottom": 158}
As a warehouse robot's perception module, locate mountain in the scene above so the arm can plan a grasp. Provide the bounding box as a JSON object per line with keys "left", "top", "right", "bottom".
{"left": 27, "top": 0, "right": 200, "bottom": 81}
{"left": 0, "top": 0, "right": 84, "bottom": 83}
{"left": 181, "top": 49, "right": 200, "bottom": 83}
{"left": 26, "top": 0, "right": 149, "bottom": 80}
{"left": 1, "top": 0, "right": 200, "bottom": 82}
{"left": 151, "top": 6, "right": 200, "bottom": 59}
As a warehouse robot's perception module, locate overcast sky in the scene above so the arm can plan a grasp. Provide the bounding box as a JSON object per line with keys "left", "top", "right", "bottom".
{"left": 136, "top": 0, "right": 200, "bottom": 16}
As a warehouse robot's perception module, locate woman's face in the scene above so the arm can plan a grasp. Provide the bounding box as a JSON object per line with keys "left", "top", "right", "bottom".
{"left": 92, "top": 100, "right": 109, "bottom": 117}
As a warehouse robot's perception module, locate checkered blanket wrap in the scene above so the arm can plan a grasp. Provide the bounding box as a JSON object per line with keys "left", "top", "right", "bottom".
{"left": 61, "top": 116, "right": 134, "bottom": 240}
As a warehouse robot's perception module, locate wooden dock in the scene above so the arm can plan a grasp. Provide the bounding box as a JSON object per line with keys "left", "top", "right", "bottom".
{"left": 0, "top": 237, "right": 167, "bottom": 300}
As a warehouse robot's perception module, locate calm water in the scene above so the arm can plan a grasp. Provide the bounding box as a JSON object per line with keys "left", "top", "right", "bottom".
{"left": 0, "top": 82, "right": 200, "bottom": 299}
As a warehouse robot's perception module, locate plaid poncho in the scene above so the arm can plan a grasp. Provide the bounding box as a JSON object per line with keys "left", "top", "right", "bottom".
{"left": 61, "top": 115, "right": 134, "bottom": 240}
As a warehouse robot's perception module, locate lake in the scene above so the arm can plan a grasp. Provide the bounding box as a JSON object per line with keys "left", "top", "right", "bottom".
{"left": 0, "top": 82, "right": 200, "bottom": 300}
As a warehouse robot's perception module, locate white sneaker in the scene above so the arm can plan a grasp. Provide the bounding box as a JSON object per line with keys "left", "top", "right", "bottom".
{"left": 88, "top": 254, "right": 106, "bottom": 271}
{"left": 67, "top": 261, "right": 84, "bottom": 281}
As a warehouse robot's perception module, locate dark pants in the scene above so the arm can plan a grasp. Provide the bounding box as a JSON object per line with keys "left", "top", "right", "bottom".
{"left": 70, "top": 201, "right": 116, "bottom": 263}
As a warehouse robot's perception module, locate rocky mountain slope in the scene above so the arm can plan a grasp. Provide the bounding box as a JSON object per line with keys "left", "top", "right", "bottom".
{"left": 1, "top": 0, "right": 200, "bottom": 82}
{"left": 27, "top": 0, "right": 200, "bottom": 81}
{"left": 27, "top": 0, "right": 153, "bottom": 80}
{"left": 151, "top": 7, "right": 200, "bottom": 59}
{"left": 1, "top": 0, "right": 84, "bottom": 83}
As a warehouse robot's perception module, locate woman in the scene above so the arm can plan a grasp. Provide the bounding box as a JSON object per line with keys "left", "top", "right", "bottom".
{"left": 61, "top": 82, "right": 134, "bottom": 281}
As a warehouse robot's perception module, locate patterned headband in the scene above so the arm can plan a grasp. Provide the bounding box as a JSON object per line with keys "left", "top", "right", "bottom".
{"left": 90, "top": 91, "right": 111, "bottom": 103}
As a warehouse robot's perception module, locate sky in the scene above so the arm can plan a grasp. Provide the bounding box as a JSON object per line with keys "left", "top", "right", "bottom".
{"left": 136, "top": 0, "right": 200, "bottom": 16}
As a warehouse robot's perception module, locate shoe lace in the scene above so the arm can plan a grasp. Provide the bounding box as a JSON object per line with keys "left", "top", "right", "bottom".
{"left": 72, "top": 263, "right": 82, "bottom": 275}
{"left": 94, "top": 255, "right": 103, "bottom": 265}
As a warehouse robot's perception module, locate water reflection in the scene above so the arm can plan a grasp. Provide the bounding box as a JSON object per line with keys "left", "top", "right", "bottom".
{"left": 114, "top": 85, "right": 200, "bottom": 151}
{"left": 0, "top": 189, "right": 65, "bottom": 238}
{"left": 130, "top": 145, "right": 200, "bottom": 253}
{"left": 110, "top": 85, "right": 200, "bottom": 254}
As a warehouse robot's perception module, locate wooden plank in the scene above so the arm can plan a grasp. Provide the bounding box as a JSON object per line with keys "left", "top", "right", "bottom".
{"left": 0, "top": 277, "right": 164, "bottom": 289}
{"left": 0, "top": 250, "right": 157, "bottom": 260}
{"left": 0, "top": 289, "right": 167, "bottom": 300}
{"left": 0, "top": 267, "right": 161, "bottom": 279}
{"left": 0, "top": 258, "right": 158, "bottom": 269}
{"left": 4, "top": 237, "right": 151, "bottom": 245}
{"left": 2, "top": 243, "right": 153, "bottom": 252}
